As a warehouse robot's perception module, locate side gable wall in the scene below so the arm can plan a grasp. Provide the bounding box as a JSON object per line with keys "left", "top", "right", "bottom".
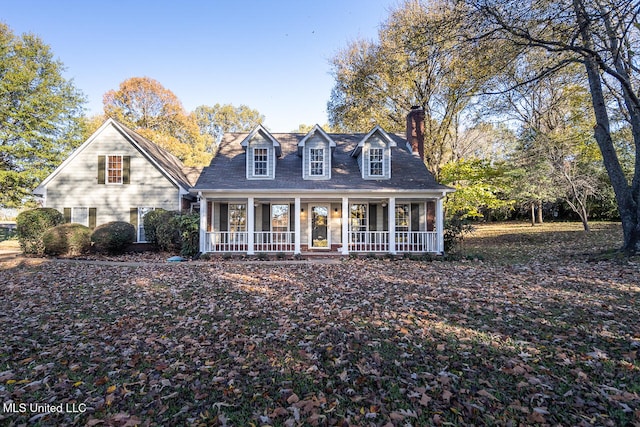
{"left": 44, "top": 124, "right": 180, "bottom": 225}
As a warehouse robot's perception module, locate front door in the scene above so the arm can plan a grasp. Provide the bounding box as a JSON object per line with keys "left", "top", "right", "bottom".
{"left": 310, "top": 205, "right": 329, "bottom": 249}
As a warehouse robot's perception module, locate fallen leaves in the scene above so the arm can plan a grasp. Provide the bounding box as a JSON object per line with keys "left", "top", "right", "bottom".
{"left": 0, "top": 223, "right": 639, "bottom": 425}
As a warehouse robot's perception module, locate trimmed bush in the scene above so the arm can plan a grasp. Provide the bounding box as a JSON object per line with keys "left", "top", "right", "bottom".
{"left": 43, "top": 223, "right": 91, "bottom": 256}
{"left": 91, "top": 221, "right": 136, "bottom": 254}
{"left": 142, "top": 209, "right": 170, "bottom": 245}
{"left": 16, "top": 208, "right": 65, "bottom": 255}
{"left": 176, "top": 213, "right": 200, "bottom": 257}
{"left": 144, "top": 210, "right": 199, "bottom": 257}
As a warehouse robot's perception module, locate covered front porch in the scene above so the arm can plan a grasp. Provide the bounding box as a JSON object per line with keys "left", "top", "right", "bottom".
{"left": 198, "top": 193, "right": 445, "bottom": 255}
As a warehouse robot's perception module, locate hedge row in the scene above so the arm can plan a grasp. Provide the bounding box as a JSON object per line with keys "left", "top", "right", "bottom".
{"left": 16, "top": 208, "right": 199, "bottom": 257}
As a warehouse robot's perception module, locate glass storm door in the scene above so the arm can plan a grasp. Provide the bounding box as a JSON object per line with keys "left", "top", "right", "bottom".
{"left": 310, "top": 205, "right": 329, "bottom": 249}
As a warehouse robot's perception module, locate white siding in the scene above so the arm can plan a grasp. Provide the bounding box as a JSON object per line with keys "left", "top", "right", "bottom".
{"left": 44, "top": 124, "right": 180, "bottom": 226}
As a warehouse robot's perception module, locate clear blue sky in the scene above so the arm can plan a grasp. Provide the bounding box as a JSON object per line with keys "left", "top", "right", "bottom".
{"left": 3, "top": 0, "right": 399, "bottom": 132}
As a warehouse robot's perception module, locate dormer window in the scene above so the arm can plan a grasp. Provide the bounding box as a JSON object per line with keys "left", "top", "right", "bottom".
{"left": 310, "top": 148, "right": 325, "bottom": 176}
{"left": 351, "top": 125, "right": 396, "bottom": 180}
{"left": 241, "top": 125, "right": 281, "bottom": 180}
{"left": 253, "top": 148, "right": 268, "bottom": 176}
{"left": 369, "top": 148, "right": 383, "bottom": 176}
{"left": 298, "top": 125, "right": 335, "bottom": 180}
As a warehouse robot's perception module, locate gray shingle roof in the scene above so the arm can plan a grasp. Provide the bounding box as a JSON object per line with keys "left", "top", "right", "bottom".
{"left": 193, "top": 132, "right": 452, "bottom": 193}
{"left": 115, "top": 121, "right": 202, "bottom": 190}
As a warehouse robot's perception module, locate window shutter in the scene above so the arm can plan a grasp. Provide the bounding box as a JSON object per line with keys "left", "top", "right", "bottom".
{"left": 63, "top": 208, "right": 71, "bottom": 223}
{"left": 369, "top": 204, "right": 377, "bottom": 231}
{"left": 289, "top": 204, "right": 295, "bottom": 231}
{"left": 207, "top": 201, "right": 213, "bottom": 232}
{"left": 426, "top": 201, "right": 435, "bottom": 231}
{"left": 411, "top": 203, "right": 420, "bottom": 232}
{"left": 89, "top": 208, "right": 97, "bottom": 229}
{"left": 382, "top": 205, "right": 388, "bottom": 231}
{"left": 122, "top": 156, "right": 130, "bottom": 184}
{"left": 262, "top": 204, "right": 270, "bottom": 232}
{"left": 219, "top": 203, "right": 228, "bottom": 232}
{"left": 130, "top": 208, "right": 138, "bottom": 229}
{"left": 97, "top": 156, "right": 105, "bottom": 184}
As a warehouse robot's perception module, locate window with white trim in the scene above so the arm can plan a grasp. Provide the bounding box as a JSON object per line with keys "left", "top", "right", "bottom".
{"left": 309, "top": 148, "right": 324, "bottom": 176}
{"left": 271, "top": 204, "right": 290, "bottom": 244}
{"left": 253, "top": 148, "right": 268, "bottom": 176}
{"left": 349, "top": 204, "right": 367, "bottom": 232}
{"left": 71, "top": 207, "right": 89, "bottom": 227}
{"left": 229, "top": 204, "right": 247, "bottom": 233}
{"left": 395, "top": 204, "right": 410, "bottom": 232}
{"left": 107, "top": 155, "right": 123, "bottom": 184}
{"left": 369, "top": 148, "right": 383, "bottom": 176}
{"left": 137, "top": 207, "right": 155, "bottom": 242}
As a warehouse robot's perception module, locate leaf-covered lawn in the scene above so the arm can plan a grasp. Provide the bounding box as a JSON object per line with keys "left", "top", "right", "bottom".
{"left": 0, "top": 222, "right": 639, "bottom": 426}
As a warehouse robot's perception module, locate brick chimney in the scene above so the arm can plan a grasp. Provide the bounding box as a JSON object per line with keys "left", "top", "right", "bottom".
{"left": 406, "top": 106, "right": 425, "bottom": 161}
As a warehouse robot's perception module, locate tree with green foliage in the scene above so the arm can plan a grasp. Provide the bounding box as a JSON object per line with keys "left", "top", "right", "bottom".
{"left": 328, "top": 0, "right": 504, "bottom": 177}
{"left": 0, "top": 23, "right": 86, "bottom": 207}
{"left": 440, "top": 158, "right": 515, "bottom": 219}
{"left": 459, "top": 0, "right": 640, "bottom": 252}
{"left": 192, "top": 103, "right": 264, "bottom": 151}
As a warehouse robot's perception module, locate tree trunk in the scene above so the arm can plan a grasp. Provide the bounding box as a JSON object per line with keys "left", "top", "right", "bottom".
{"left": 536, "top": 200, "right": 543, "bottom": 224}
{"left": 573, "top": 0, "right": 639, "bottom": 253}
{"left": 580, "top": 206, "right": 590, "bottom": 232}
{"left": 530, "top": 202, "right": 536, "bottom": 226}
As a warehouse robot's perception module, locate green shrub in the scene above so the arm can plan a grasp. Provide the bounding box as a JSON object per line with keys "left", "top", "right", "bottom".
{"left": 145, "top": 210, "right": 199, "bottom": 257}
{"left": 156, "top": 214, "right": 182, "bottom": 253}
{"left": 444, "top": 215, "right": 474, "bottom": 253}
{"left": 176, "top": 213, "right": 200, "bottom": 257}
{"left": 91, "top": 221, "right": 135, "bottom": 254}
{"left": 142, "top": 209, "right": 171, "bottom": 245}
{"left": 43, "top": 223, "right": 91, "bottom": 256}
{"left": 16, "top": 208, "right": 64, "bottom": 255}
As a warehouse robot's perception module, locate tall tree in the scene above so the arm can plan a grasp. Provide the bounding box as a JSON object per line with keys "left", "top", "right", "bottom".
{"left": 460, "top": 0, "right": 640, "bottom": 252}
{"left": 103, "top": 77, "right": 211, "bottom": 166}
{"left": 328, "top": 0, "right": 503, "bottom": 178}
{"left": 0, "top": 23, "right": 85, "bottom": 207}
{"left": 192, "top": 103, "right": 264, "bottom": 151}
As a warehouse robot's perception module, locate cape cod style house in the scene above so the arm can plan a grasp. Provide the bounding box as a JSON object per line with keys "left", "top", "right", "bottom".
{"left": 192, "top": 107, "right": 453, "bottom": 255}
{"left": 34, "top": 119, "right": 200, "bottom": 242}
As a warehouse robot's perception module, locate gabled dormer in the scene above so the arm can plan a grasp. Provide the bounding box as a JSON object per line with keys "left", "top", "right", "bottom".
{"left": 350, "top": 125, "right": 396, "bottom": 180}
{"left": 297, "top": 125, "right": 336, "bottom": 180}
{"left": 240, "top": 125, "right": 281, "bottom": 180}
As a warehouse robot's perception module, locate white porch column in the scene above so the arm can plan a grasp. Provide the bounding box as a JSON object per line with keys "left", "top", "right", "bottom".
{"left": 199, "top": 193, "right": 207, "bottom": 253}
{"left": 341, "top": 197, "right": 349, "bottom": 255}
{"left": 388, "top": 197, "right": 396, "bottom": 254}
{"left": 436, "top": 196, "right": 444, "bottom": 253}
{"left": 294, "top": 197, "right": 301, "bottom": 254}
{"left": 247, "top": 197, "right": 255, "bottom": 255}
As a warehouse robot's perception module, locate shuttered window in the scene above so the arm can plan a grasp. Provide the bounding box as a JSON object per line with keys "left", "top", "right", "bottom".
{"left": 98, "top": 155, "right": 130, "bottom": 184}
{"left": 63, "top": 207, "right": 96, "bottom": 228}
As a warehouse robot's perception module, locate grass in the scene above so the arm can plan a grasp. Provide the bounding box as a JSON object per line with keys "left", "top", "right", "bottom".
{"left": 457, "top": 221, "right": 624, "bottom": 264}
{"left": 0, "top": 221, "right": 638, "bottom": 426}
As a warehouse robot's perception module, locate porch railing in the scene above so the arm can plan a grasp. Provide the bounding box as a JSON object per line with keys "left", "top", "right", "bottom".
{"left": 348, "top": 231, "right": 389, "bottom": 252}
{"left": 394, "top": 231, "right": 438, "bottom": 253}
{"left": 205, "top": 231, "right": 248, "bottom": 252}
{"left": 254, "top": 231, "right": 295, "bottom": 252}
{"left": 204, "top": 231, "right": 439, "bottom": 253}
{"left": 348, "top": 231, "right": 438, "bottom": 253}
